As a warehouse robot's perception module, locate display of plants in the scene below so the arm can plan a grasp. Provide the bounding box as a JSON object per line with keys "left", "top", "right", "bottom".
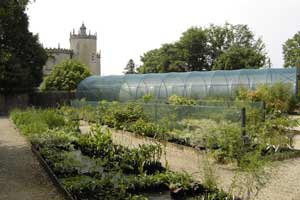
{"left": 10, "top": 82, "right": 300, "bottom": 199}
{"left": 70, "top": 89, "right": 300, "bottom": 164}
{"left": 10, "top": 109, "right": 235, "bottom": 200}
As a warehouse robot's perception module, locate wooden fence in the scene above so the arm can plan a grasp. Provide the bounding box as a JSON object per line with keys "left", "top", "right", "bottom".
{"left": 0, "top": 91, "right": 75, "bottom": 114}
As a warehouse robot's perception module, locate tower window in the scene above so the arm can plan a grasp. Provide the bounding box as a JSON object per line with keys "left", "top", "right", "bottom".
{"left": 91, "top": 53, "right": 96, "bottom": 62}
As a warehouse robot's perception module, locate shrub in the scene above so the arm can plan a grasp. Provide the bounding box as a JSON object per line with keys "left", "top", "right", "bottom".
{"left": 40, "top": 59, "right": 91, "bottom": 91}
{"left": 168, "top": 95, "right": 197, "bottom": 105}
{"left": 129, "top": 119, "right": 166, "bottom": 138}
{"left": 207, "top": 123, "right": 247, "bottom": 164}
{"left": 235, "top": 83, "right": 298, "bottom": 114}
{"left": 40, "top": 109, "right": 66, "bottom": 128}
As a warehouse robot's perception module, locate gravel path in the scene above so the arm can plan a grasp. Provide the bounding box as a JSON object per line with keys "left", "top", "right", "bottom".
{"left": 80, "top": 123, "right": 300, "bottom": 200}
{"left": 0, "top": 116, "right": 64, "bottom": 200}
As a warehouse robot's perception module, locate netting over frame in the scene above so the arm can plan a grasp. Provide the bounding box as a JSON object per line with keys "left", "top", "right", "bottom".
{"left": 76, "top": 68, "right": 297, "bottom": 102}
{"left": 71, "top": 100, "right": 243, "bottom": 130}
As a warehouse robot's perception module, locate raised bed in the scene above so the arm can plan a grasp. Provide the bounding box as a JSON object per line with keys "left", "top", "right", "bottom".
{"left": 31, "top": 144, "right": 74, "bottom": 200}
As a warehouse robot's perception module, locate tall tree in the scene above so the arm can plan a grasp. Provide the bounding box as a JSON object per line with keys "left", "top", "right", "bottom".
{"left": 138, "top": 43, "right": 186, "bottom": 73}
{"left": 283, "top": 31, "right": 300, "bottom": 67}
{"left": 123, "top": 59, "right": 136, "bottom": 74}
{"left": 177, "top": 27, "right": 210, "bottom": 71}
{"left": 0, "top": 0, "right": 47, "bottom": 95}
{"left": 137, "top": 23, "right": 268, "bottom": 73}
{"left": 210, "top": 24, "right": 267, "bottom": 70}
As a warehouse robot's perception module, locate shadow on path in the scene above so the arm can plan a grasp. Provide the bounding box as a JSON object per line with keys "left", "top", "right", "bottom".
{"left": 0, "top": 117, "right": 63, "bottom": 200}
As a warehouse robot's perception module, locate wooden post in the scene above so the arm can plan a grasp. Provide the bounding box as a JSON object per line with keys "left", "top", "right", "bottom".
{"left": 241, "top": 107, "right": 248, "bottom": 144}
{"left": 262, "top": 101, "right": 266, "bottom": 122}
{"left": 296, "top": 66, "right": 300, "bottom": 96}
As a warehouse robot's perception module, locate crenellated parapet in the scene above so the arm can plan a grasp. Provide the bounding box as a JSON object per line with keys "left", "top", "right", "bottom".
{"left": 70, "top": 23, "right": 97, "bottom": 40}
{"left": 45, "top": 48, "right": 73, "bottom": 54}
{"left": 69, "top": 34, "right": 97, "bottom": 40}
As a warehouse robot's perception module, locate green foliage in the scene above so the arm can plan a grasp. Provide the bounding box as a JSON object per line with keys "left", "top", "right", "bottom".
{"left": 96, "top": 101, "right": 144, "bottom": 128}
{"left": 177, "top": 27, "right": 210, "bottom": 71}
{"left": 57, "top": 105, "right": 80, "bottom": 131}
{"left": 40, "top": 59, "right": 91, "bottom": 91}
{"left": 206, "top": 123, "right": 246, "bottom": 164}
{"left": 124, "top": 59, "right": 136, "bottom": 74}
{"left": 40, "top": 148, "right": 84, "bottom": 177}
{"left": 248, "top": 116, "right": 297, "bottom": 149}
{"left": 129, "top": 119, "right": 166, "bottom": 138}
{"left": 77, "top": 125, "right": 115, "bottom": 159}
{"left": 283, "top": 31, "right": 300, "bottom": 67}
{"left": 95, "top": 101, "right": 167, "bottom": 138}
{"left": 235, "top": 83, "right": 297, "bottom": 114}
{"left": 212, "top": 45, "right": 266, "bottom": 70}
{"left": 138, "top": 43, "right": 187, "bottom": 73}
{"left": 202, "top": 156, "right": 218, "bottom": 191}
{"left": 138, "top": 23, "right": 267, "bottom": 73}
{"left": 61, "top": 175, "right": 129, "bottom": 200}
{"left": 31, "top": 128, "right": 78, "bottom": 150}
{"left": 0, "top": 0, "right": 47, "bottom": 94}
{"left": 78, "top": 103, "right": 96, "bottom": 122}
{"left": 141, "top": 94, "right": 154, "bottom": 103}
{"left": 169, "top": 119, "right": 222, "bottom": 148}
{"left": 168, "top": 95, "right": 197, "bottom": 105}
{"left": 10, "top": 108, "right": 66, "bottom": 136}
{"left": 10, "top": 108, "right": 235, "bottom": 199}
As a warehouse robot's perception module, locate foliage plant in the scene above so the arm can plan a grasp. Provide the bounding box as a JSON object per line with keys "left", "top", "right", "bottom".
{"left": 12, "top": 97, "right": 298, "bottom": 199}
{"left": 10, "top": 108, "right": 66, "bottom": 136}
{"left": 235, "top": 83, "right": 298, "bottom": 114}
{"left": 0, "top": 0, "right": 47, "bottom": 95}
{"left": 168, "top": 95, "right": 197, "bottom": 105}
{"left": 40, "top": 59, "right": 91, "bottom": 91}
{"left": 95, "top": 100, "right": 167, "bottom": 138}
{"left": 11, "top": 108, "right": 235, "bottom": 200}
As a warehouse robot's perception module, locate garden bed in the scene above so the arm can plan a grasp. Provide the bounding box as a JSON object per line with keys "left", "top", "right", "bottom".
{"left": 31, "top": 144, "right": 74, "bottom": 200}
{"left": 11, "top": 108, "right": 236, "bottom": 200}
{"left": 71, "top": 99, "right": 300, "bottom": 164}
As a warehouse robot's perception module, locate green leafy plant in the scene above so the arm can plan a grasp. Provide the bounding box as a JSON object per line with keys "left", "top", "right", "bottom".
{"left": 11, "top": 108, "right": 236, "bottom": 200}
{"left": 235, "top": 83, "right": 298, "bottom": 114}
{"left": 168, "top": 95, "right": 197, "bottom": 105}
{"left": 40, "top": 59, "right": 91, "bottom": 91}
{"left": 10, "top": 108, "right": 66, "bottom": 137}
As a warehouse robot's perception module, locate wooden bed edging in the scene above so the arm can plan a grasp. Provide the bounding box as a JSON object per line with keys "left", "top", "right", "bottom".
{"left": 31, "top": 145, "right": 75, "bottom": 200}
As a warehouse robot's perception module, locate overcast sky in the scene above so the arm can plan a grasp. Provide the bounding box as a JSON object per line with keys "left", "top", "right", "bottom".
{"left": 27, "top": 0, "right": 300, "bottom": 75}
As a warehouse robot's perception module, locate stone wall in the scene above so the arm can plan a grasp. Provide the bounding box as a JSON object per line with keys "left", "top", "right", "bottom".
{"left": 44, "top": 48, "right": 73, "bottom": 75}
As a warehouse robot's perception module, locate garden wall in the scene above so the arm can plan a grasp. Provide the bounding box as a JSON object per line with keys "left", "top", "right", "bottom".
{"left": 29, "top": 91, "right": 75, "bottom": 108}
{"left": 0, "top": 94, "right": 29, "bottom": 115}
{"left": 0, "top": 91, "right": 75, "bottom": 114}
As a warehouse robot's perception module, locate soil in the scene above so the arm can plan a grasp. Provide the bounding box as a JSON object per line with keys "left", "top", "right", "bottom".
{"left": 0, "top": 117, "right": 64, "bottom": 200}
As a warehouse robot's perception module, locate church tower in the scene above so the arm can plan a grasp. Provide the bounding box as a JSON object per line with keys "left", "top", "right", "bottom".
{"left": 70, "top": 23, "right": 101, "bottom": 75}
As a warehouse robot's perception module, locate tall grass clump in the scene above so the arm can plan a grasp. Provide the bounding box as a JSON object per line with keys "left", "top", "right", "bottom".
{"left": 10, "top": 108, "right": 66, "bottom": 137}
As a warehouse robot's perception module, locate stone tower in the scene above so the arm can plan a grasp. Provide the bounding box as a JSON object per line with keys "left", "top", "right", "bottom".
{"left": 70, "top": 23, "right": 101, "bottom": 75}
